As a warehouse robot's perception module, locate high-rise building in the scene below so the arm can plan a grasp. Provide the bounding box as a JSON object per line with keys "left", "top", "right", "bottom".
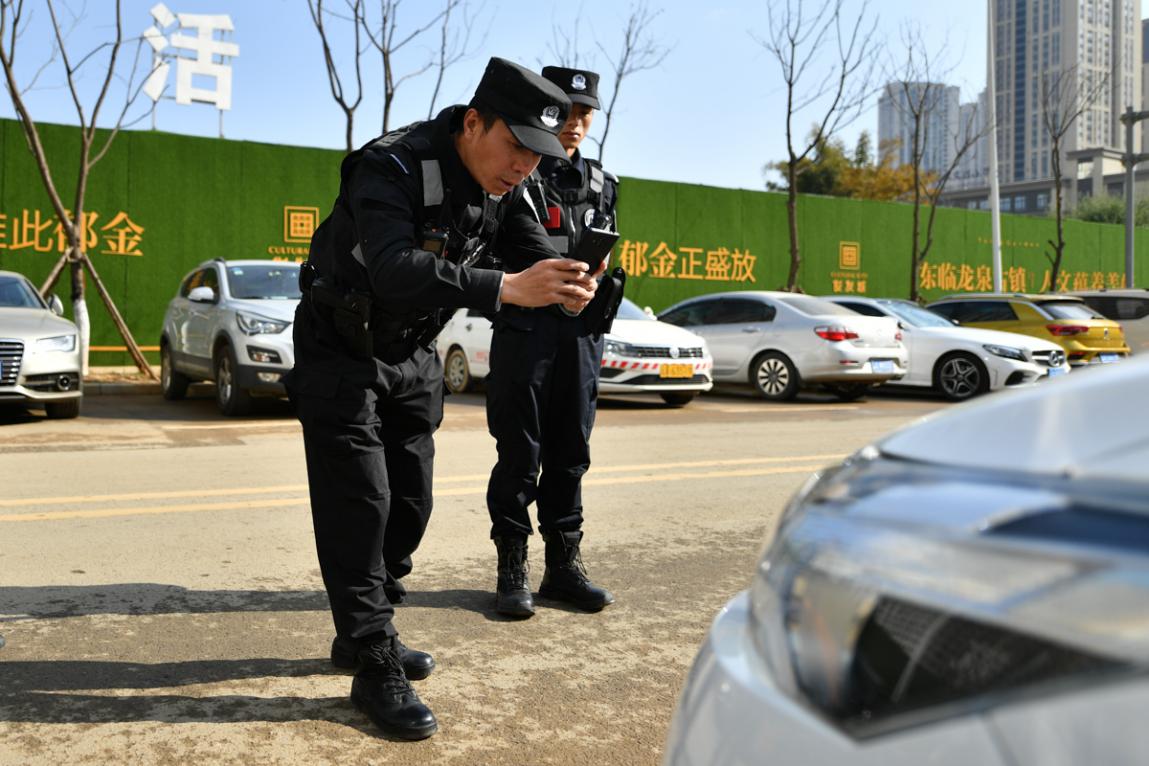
{"left": 992, "top": 0, "right": 1141, "bottom": 184}
{"left": 953, "top": 90, "right": 992, "bottom": 190}
{"left": 878, "top": 82, "right": 962, "bottom": 175}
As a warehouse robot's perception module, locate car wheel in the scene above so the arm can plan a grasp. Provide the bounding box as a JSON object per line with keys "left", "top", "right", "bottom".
{"left": 825, "top": 383, "right": 869, "bottom": 402}
{"left": 443, "top": 346, "right": 471, "bottom": 394}
{"left": 660, "top": 391, "right": 696, "bottom": 407}
{"left": 934, "top": 352, "right": 989, "bottom": 401}
{"left": 160, "top": 343, "right": 190, "bottom": 400}
{"left": 214, "top": 344, "right": 253, "bottom": 416}
{"left": 45, "top": 398, "right": 81, "bottom": 419}
{"left": 750, "top": 352, "right": 801, "bottom": 401}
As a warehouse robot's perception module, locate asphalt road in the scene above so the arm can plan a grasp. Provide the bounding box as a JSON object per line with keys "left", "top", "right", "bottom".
{"left": 0, "top": 387, "right": 949, "bottom": 765}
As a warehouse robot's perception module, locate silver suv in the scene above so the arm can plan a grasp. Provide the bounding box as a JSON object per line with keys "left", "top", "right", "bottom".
{"left": 0, "top": 270, "right": 82, "bottom": 419}
{"left": 160, "top": 259, "right": 300, "bottom": 415}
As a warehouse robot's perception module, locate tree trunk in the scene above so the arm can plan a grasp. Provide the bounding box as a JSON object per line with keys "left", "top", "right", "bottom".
{"left": 910, "top": 165, "right": 922, "bottom": 302}
{"left": 1050, "top": 144, "right": 1065, "bottom": 290}
{"left": 785, "top": 156, "right": 801, "bottom": 291}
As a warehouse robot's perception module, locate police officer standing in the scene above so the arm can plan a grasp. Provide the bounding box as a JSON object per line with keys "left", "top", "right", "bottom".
{"left": 485, "top": 66, "right": 621, "bottom": 618}
{"left": 289, "top": 58, "right": 596, "bottom": 740}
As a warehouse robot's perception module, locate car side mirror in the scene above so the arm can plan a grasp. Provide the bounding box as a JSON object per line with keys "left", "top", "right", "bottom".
{"left": 48, "top": 294, "right": 64, "bottom": 316}
{"left": 188, "top": 286, "right": 216, "bottom": 303}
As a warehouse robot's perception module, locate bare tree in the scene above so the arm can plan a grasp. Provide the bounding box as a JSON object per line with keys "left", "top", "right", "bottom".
{"left": 545, "top": 5, "right": 588, "bottom": 69}
{"left": 361, "top": 1, "right": 449, "bottom": 134}
{"left": 426, "top": 0, "right": 488, "bottom": 119}
{"left": 591, "top": 2, "right": 669, "bottom": 163}
{"left": 1040, "top": 64, "right": 1108, "bottom": 290}
{"left": 308, "top": 0, "right": 366, "bottom": 152}
{"left": 1, "top": 0, "right": 157, "bottom": 378}
{"left": 759, "top": 0, "right": 878, "bottom": 292}
{"left": 886, "top": 26, "right": 991, "bottom": 301}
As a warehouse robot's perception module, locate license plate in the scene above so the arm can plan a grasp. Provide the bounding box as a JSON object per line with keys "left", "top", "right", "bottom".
{"left": 1047, "top": 366, "right": 1067, "bottom": 377}
{"left": 659, "top": 363, "right": 693, "bottom": 379}
{"left": 871, "top": 360, "right": 894, "bottom": 374}
{"left": 1099, "top": 353, "right": 1119, "bottom": 364}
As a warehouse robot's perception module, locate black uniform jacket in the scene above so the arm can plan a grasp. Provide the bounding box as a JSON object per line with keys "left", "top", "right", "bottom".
{"left": 311, "top": 106, "right": 560, "bottom": 321}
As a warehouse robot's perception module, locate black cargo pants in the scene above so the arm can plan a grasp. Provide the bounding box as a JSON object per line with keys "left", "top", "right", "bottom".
{"left": 486, "top": 309, "right": 603, "bottom": 538}
{"left": 290, "top": 312, "right": 444, "bottom": 640}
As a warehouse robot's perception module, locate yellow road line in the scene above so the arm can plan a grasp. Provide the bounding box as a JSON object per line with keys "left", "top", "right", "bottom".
{"left": 0, "top": 455, "right": 845, "bottom": 509}
{"left": 0, "top": 464, "right": 827, "bottom": 522}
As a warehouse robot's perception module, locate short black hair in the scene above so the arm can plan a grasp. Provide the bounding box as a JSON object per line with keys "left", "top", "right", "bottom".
{"left": 466, "top": 99, "right": 500, "bottom": 132}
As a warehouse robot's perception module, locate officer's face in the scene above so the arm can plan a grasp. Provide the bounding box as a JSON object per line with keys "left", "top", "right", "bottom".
{"left": 559, "top": 104, "right": 595, "bottom": 156}
{"left": 456, "top": 109, "right": 542, "bottom": 196}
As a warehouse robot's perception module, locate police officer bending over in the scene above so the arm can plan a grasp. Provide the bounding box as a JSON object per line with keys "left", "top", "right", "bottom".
{"left": 486, "top": 66, "right": 622, "bottom": 618}
{"left": 288, "top": 58, "right": 593, "bottom": 741}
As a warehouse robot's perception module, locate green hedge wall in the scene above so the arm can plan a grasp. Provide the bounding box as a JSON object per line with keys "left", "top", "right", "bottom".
{"left": 1, "top": 117, "right": 1143, "bottom": 366}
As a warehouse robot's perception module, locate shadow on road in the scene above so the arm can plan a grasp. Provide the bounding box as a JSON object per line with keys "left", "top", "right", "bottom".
{"left": 0, "top": 584, "right": 327, "bottom": 620}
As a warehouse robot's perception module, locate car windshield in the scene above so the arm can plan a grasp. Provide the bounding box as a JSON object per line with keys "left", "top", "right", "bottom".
{"left": 1037, "top": 300, "right": 1103, "bottom": 320}
{"left": 226, "top": 264, "right": 302, "bottom": 299}
{"left": 880, "top": 300, "right": 954, "bottom": 328}
{"left": 0, "top": 276, "right": 45, "bottom": 309}
{"left": 776, "top": 294, "right": 855, "bottom": 316}
{"left": 616, "top": 297, "right": 652, "bottom": 320}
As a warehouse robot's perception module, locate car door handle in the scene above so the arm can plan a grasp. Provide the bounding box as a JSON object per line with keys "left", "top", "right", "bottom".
{"left": 741, "top": 327, "right": 760, "bottom": 333}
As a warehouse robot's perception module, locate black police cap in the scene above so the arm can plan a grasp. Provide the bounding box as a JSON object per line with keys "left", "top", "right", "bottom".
{"left": 471, "top": 58, "right": 571, "bottom": 159}
{"left": 541, "top": 66, "right": 601, "bottom": 110}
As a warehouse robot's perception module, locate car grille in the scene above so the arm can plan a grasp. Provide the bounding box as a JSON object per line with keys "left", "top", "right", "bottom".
{"left": 0, "top": 340, "right": 23, "bottom": 385}
{"left": 1031, "top": 349, "right": 1066, "bottom": 368}
{"left": 627, "top": 345, "right": 706, "bottom": 359}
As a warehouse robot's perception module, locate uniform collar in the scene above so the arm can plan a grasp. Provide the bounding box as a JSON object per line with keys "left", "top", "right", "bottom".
{"left": 434, "top": 106, "right": 487, "bottom": 206}
{"left": 540, "top": 149, "right": 585, "bottom": 184}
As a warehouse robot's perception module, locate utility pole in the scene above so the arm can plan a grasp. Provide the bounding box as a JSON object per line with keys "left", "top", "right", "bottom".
{"left": 1120, "top": 105, "right": 1149, "bottom": 289}
{"left": 987, "top": 0, "right": 1002, "bottom": 292}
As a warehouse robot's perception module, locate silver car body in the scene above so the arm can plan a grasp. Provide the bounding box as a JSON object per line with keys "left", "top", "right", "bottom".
{"left": 664, "top": 356, "right": 1149, "bottom": 765}
{"left": 658, "top": 291, "right": 907, "bottom": 394}
{"left": 825, "top": 296, "right": 1070, "bottom": 398}
{"left": 0, "top": 270, "right": 82, "bottom": 416}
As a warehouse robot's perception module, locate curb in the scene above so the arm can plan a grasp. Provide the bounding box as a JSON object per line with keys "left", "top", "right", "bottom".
{"left": 83, "top": 381, "right": 163, "bottom": 396}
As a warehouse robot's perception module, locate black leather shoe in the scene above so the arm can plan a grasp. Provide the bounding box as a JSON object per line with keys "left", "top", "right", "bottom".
{"left": 539, "top": 530, "right": 615, "bottom": 611}
{"left": 493, "top": 535, "right": 535, "bottom": 617}
{"left": 332, "top": 635, "right": 436, "bottom": 680}
{"left": 350, "top": 636, "right": 438, "bottom": 740}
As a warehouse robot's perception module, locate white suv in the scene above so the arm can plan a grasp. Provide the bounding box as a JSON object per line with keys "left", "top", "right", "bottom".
{"left": 160, "top": 259, "right": 300, "bottom": 415}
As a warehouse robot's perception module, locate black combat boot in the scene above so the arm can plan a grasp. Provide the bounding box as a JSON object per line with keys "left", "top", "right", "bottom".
{"left": 331, "top": 635, "right": 436, "bottom": 680}
{"left": 493, "top": 535, "right": 535, "bottom": 617}
{"left": 350, "top": 635, "right": 438, "bottom": 740}
{"left": 539, "top": 530, "right": 615, "bottom": 611}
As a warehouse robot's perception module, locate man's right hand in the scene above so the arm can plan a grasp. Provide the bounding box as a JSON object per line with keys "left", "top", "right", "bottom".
{"left": 500, "top": 259, "right": 597, "bottom": 308}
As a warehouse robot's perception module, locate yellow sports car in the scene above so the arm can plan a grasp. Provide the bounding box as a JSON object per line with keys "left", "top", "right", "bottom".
{"left": 928, "top": 293, "right": 1130, "bottom": 366}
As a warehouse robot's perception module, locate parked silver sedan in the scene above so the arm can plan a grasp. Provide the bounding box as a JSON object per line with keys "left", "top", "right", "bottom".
{"left": 0, "top": 270, "right": 82, "bottom": 418}
{"left": 658, "top": 291, "right": 907, "bottom": 401}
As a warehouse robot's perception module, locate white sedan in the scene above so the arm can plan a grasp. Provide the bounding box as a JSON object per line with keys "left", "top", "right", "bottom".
{"left": 826, "top": 296, "right": 1070, "bottom": 400}
{"left": 664, "top": 355, "right": 1149, "bottom": 766}
{"left": 658, "top": 291, "right": 907, "bottom": 401}
{"left": 435, "top": 298, "right": 713, "bottom": 406}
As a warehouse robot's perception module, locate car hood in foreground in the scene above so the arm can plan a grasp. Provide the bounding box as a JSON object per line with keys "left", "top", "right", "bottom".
{"left": 0, "top": 308, "right": 79, "bottom": 340}
{"left": 227, "top": 298, "right": 300, "bottom": 322}
{"left": 880, "top": 355, "right": 1149, "bottom": 482}
{"left": 608, "top": 318, "right": 707, "bottom": 348}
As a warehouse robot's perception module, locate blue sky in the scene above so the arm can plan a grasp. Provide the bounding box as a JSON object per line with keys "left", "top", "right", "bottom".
{"left": 2, "top": 1, "right": 1138, "bottom": 191}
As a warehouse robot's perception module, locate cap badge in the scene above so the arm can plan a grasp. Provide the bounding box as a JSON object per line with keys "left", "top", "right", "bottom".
{"left": 541, "top": 105, "right": 561, "bottom": 128}
{"left": 572, "top": 74, "right": 587, "bottom": 91}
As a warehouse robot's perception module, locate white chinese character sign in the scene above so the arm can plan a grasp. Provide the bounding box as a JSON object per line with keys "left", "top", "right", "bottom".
{"left": 142, "top": 3, "right": 239, "bottom": 117}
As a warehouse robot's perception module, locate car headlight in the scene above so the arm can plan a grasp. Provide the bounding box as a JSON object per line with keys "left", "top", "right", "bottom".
{"left": 982, "top": 343, "right": 1027, "bottom": 362}
{"left": 748, "top": 451, "right": 1131, "bottom": 737}
{"left": 604, "top": 339, "right": 637, "bottom": 356}
{"left": 236, "top": 311, "right": 290, "bottom": 335}
{"left": 35, "top": 334, "right": 77, "bottom": 352}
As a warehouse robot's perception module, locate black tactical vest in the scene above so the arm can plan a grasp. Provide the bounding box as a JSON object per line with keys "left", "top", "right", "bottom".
{"left": 526, "top": 154, "right": 618, "bottom": 258}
